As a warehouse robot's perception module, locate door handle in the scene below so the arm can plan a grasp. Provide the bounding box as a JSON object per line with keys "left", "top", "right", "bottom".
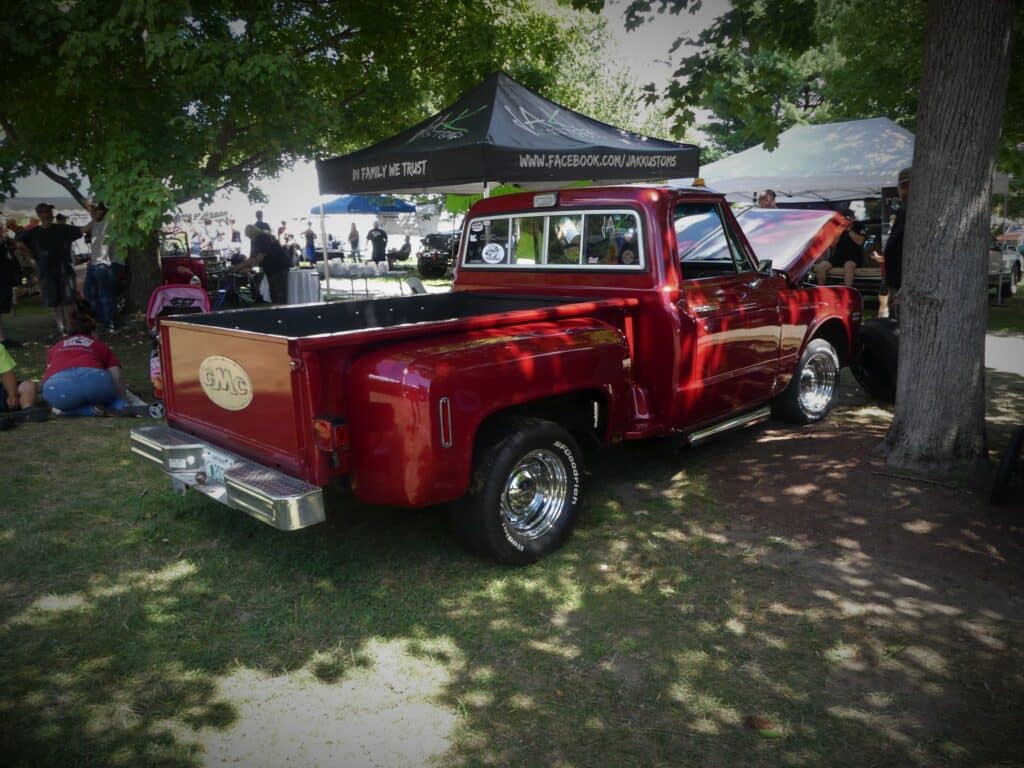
{"left": 692, "top": 303, "right": 720, "bottom": 315}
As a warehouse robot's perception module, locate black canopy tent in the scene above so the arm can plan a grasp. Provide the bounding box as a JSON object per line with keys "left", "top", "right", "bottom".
{"left": 316, "top": 72, "right": 700, "bottom": 196}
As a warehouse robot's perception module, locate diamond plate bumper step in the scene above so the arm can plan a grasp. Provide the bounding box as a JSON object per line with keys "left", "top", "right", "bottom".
{"left": 130, "top": 424, "right": 325, "bottom": 531}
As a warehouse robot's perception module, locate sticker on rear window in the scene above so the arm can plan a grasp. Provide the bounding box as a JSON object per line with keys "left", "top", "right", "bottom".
{"left": 482, "top": 243, "right": 505, "bottom": 264}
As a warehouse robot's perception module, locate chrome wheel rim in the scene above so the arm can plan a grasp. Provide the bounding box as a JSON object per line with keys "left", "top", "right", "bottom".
{"left": 500, "top": 449, "right": 568, "bottom": 540}
{"left": 798, "top": 350, "right": 838, "bottom": 416}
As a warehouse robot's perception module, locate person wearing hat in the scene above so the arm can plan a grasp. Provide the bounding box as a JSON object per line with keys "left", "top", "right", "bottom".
{"left": 871, "top": 167, "right": 911, "bottom": 319}
{"left": 237, "top": 224, "right": 291, "bottom": 304}
{"left": 14, "top": 203, "right": 91, "bottom": 338}
{"left": 84, "top": 202, "right": 118, "bottom": 333}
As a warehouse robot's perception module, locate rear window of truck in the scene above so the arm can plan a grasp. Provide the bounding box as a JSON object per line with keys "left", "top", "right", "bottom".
{"left": 461, "top": 210, "right": 644, "bottom": 270}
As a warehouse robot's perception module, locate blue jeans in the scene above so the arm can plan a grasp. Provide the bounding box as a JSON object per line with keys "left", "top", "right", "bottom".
{"left": 43, "top": 367, "right": 128, "bottom": 416}
{"left": 84, "top": 263, "right": 115, "bottom": 327}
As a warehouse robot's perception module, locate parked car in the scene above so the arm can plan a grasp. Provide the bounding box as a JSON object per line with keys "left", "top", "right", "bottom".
{"left": 990, "top": 240, "right": 1022, "bottom": 299}
{"left": 416, "top": 231, "right": 460, "bottom": 278}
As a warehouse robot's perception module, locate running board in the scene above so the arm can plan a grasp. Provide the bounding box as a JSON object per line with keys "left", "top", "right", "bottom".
{"left": 682, "top": 406, "right": 771, "bottom": 448}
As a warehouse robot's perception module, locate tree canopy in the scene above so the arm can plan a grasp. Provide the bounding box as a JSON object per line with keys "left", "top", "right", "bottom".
{"left": 581, "top": 0, "right": 1022, "bottom": 174}
{"left": 0, "top": 0, "right": 611, "bottom": 248}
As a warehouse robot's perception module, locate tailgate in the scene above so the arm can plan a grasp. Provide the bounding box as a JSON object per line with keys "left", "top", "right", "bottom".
{"left": 161, "top": 322, "right": 309, "bottom": 476}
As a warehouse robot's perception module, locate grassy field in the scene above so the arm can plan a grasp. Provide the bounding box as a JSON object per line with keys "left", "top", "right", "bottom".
{"left": 1, "top": 291, "right": 1022, "bottom": 767}
{"left": 987, "top": 287, "right": 1024, "bottom": 334}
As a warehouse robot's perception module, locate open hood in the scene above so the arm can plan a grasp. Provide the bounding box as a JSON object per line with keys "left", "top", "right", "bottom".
{"left": 735, "top": 208, "right": 848, "bottom": 284}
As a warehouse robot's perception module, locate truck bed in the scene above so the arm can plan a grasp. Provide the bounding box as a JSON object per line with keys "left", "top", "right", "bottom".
{"left": 159, "top": 292, "right": 635, "bottom": 486}
{"left": 172, "top": 292, "right": 590, "bottom": 338}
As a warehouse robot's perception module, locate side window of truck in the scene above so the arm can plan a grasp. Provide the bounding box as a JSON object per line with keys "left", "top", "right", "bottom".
{"left": 675, "top": 203, "right": 747, "bottom": 279}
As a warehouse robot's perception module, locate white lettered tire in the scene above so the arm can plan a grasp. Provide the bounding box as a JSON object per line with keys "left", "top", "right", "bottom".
{"left": 452, "top": 418, "right": 584, "bottom": 564}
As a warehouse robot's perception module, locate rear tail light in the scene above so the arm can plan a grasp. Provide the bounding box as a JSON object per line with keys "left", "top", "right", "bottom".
{"left": 313, "top": 416, "right": 347, "bottom": 452}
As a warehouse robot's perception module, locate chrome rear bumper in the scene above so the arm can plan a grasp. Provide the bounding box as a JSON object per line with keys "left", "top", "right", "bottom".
{"left": 130, "top": 425, "right": 325, "bottom": 531}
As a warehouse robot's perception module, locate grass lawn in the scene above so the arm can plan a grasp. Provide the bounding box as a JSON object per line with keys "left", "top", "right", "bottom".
{"left": 987, "top": 289, "right": 1024, "bottom": 334}
{"left": 1, "top": 292, "right": 1022, "bottom": 767}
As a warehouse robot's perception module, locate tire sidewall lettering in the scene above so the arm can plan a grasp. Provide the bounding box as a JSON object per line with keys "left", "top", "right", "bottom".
{"left": 499, "top": 437, "right": 581, "bottom": 552}
{"left": 553, "top": 440, "right": 581, "bottom": 504}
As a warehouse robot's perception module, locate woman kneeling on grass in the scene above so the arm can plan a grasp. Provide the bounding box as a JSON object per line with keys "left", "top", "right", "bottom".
{"left": 42, "top": 312, "right": 130, "bottom": 416}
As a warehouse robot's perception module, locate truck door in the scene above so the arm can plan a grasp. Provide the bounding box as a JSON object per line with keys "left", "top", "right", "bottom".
{"left": 673, "top": 201, "right": 782, "bottom": 425}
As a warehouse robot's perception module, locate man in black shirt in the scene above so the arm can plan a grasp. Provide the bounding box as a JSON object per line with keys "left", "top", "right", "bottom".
{"left": 366, "top": 220, "right": 389, "bottom": 264}
{"left": 870, "top": 167, "right": 911, "bottom": 319}
{"left": 240, "top": 225, "right": 291, "bottom": 304}
{"left": 813, "top": 209, "right": 867, "bottom": 287}
{"left": 15, "top": 203, "right": 91, "bottom": 336}
{"left": 253, "top": 210, "right": 272, "bottom": 233}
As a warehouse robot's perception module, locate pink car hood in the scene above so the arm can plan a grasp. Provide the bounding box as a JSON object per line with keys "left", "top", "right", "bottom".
{"left": 735, "top": 208, "right": 848, "bottom": 284}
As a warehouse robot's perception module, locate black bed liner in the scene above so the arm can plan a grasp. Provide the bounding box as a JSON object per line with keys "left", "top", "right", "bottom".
{"left": 175, "top": 292, "right": 587, "bottom": 337}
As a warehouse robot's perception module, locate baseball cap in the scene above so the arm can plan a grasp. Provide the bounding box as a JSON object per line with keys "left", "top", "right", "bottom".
{"left": 35, "top": 202, "right": 55, "bottom": 213}
{"left": 897, "top": 167, "right": 911, "bottom": 184}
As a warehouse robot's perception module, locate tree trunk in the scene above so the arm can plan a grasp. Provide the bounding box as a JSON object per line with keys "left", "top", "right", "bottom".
{"left": 881, "top": 0, "right": 1015, "bottom": 473}
{"left": 126, "top": 232, "right": 161, "bottom": 314}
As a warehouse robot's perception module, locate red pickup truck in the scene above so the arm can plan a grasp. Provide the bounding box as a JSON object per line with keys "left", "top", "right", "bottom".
{"left": 131, "top": 186, "right": 859, "bottom": 563}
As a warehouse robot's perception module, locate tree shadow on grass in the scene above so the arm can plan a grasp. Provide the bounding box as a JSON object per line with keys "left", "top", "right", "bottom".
{"left": 1, "top": 376, "right": 1023, "bottom": 766}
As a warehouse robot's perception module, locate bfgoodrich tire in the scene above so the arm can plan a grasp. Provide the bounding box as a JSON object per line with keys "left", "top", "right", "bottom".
{"left": 771, "top": 338, "right": 841, "bottom": 424}
{"left": 452, "top": 418, "right": 584, "bottom": 565}
{"left": 851, "top": 318, "right": 898, "bottom": 403}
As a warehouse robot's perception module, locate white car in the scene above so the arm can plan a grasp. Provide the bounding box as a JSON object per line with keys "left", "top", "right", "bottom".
{"left": 989, "top": 241, "right": 1022, "bottom": 299}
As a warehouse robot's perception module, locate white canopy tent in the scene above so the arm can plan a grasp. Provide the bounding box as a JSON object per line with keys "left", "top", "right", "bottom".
{"left": 675, "top": 117, "right": 1009, "bottom": 204}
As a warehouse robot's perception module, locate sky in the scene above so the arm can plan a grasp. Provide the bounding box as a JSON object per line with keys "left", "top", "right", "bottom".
{"left": 7, "top": 0, "right": 729, "bottom": 228}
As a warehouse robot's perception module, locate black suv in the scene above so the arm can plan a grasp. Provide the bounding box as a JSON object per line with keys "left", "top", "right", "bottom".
{"left": 417, "top": 232, "right": 460, "bottom": 278}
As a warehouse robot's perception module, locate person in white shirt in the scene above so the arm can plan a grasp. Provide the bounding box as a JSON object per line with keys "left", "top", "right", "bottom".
{"left": 84, "top": 203, "right": 118, "bottom": 333}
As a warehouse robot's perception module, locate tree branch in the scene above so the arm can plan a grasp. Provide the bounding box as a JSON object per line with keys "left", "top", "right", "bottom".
{"left": 37, "top": 166, "right": 89, "bottom": 209}
{"left": 0, "top": 113, "right": 88, "bottom": 208}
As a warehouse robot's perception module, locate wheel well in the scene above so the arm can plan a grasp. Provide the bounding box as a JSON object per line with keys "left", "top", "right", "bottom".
{"left": 813, "top": 318, "right": 851, "bottom": 365}
{"left": 473, "top": 390, "right": 606, "bottom": 458}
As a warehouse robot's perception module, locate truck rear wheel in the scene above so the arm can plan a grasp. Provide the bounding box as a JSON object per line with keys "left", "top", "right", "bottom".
{"left": 771, "top": 338, "right": 840, "bottom": 424}
{"left": 452, "top": 418, "right": 584, "bottom": 565}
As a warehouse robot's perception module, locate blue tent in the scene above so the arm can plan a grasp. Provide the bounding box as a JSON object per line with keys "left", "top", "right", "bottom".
{"left": 311, "top": 194, "right": 416, "bottom": 215}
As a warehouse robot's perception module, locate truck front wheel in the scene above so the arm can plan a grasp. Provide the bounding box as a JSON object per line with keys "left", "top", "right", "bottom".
{"left": 771, "top": 338, "right": 840, "bottom": 424}
{"left": 452, "top": 418, "right": 584, "bottom": 565}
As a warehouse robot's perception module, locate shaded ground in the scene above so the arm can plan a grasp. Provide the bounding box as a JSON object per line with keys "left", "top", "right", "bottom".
{"left": 688, "top": 371, "right": 1024, "bottom": 764}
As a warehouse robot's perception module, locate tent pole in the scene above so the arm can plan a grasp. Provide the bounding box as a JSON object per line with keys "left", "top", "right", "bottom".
{"left": 320, "top": 202, "right": 330, "bottom": 301}
{"left": 483, "top": 182, "right": 490, "bottom": 199}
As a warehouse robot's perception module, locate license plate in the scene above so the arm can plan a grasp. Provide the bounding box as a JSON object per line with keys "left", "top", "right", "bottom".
{"left": 205, "top": 449, "right": 236, "bottom": 483}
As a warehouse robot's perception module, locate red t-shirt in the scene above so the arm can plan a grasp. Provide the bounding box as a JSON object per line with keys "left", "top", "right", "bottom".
{"left": 44, "top": 334, "right": 121, "bottom": 379}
